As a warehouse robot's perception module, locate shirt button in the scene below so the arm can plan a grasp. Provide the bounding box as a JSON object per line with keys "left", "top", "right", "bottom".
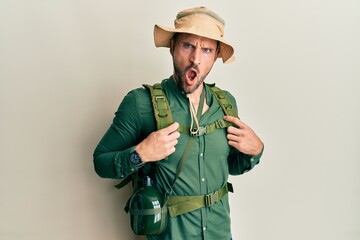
{"left": 203, "top": 227, "right": 206, "bottom": 231}
{"left": 201, "top": 178, "right": 205, "bottom": 182}
{"left": 200, "top": 153, "right": 203, "bottom": 157}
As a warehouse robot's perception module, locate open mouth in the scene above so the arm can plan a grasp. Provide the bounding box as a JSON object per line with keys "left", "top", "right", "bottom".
{"left": 187, "top": 69, "right": 197, "bottom": 81}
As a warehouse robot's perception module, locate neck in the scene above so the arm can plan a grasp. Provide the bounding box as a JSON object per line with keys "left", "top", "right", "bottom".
{"left": 171, "top": 74, "right": 204, "bottom": 100}
{"left": 186, "top": 84, "right": 204, "bottom": 105}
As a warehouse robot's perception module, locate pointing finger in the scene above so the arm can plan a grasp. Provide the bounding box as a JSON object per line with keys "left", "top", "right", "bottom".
{"left": 224, "top": 116, "right": 247, "bottom": 129}
{"left": 160, "top": 122, "right": 179, "bottom": 135}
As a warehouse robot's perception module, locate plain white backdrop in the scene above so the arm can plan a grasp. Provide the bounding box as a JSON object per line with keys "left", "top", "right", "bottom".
{"left": 1, "top": 0, "right": 359, "bottom": 239}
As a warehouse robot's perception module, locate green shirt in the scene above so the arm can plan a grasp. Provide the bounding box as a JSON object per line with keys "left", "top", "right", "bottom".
{"left": 93, "top": 77, "right": 262, "bottom": 240}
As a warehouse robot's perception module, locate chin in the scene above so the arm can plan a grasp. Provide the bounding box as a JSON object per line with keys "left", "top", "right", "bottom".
{"left": 181, "top": 83, "right": 198, "bottom": 94}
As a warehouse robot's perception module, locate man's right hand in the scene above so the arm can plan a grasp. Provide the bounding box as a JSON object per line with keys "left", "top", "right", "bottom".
{"left": 135, "top": 122, "right": 180, "bottom": 162}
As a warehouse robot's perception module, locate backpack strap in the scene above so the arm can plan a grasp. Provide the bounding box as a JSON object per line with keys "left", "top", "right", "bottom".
{"left": 142, "top": 82, "right": 237, "bottom": 135}
{"left": 175, "top": 83, "right": 239, "bottom": 137}
{"left": 181, "top": 118, "right": 233, "bottom": 137}
{"left": 167, "top": 182, "right": 233, "bottom": 217}
{"left": 115, "top": 83, "right": 237, "bottom": 190}
{"left": 207, "top": 83, "right": 239, "bottom": 118}
{"left": 115, "top": 174, "right": 132, "bottom": 189}
{"left": 143, "top": 83, "right": 173, "bottom": 129}
{"left": 117, "top": 83, "right": 173, "bottom": 192}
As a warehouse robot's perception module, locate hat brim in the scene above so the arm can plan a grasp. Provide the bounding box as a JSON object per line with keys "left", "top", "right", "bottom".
{"left": 154, "top": 24, "right": 235, "bottom": 63}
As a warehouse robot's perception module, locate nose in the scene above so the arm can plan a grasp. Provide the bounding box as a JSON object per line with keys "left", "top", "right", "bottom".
{"left": 190, "top": 48, "right": 201, "bottom": 65}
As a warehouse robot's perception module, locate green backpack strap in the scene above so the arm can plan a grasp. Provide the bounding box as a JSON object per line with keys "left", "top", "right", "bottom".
{"left": 207, "top": 83, "right": 239, "bottom": 118}
{"left": 115, "top": 166, "right": 142, "bottom": 190}
{"left": 115, "top": 175, "right": 133, "bottom": 189}
{"left": 143, "top": 83, "right": 173, "bottom": 129}
{"left": 175, "top": 83, "right": 239, "bottom": 137}
{"left": 115, "top": 83, "right": 172, "bottom": 191}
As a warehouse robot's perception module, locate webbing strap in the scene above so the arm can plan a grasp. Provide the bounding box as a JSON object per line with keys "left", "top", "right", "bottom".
{"left": 143, "top": 82, "right": 237, "bottom": 136}
{"left": 208, "top": 84, "right": 239, "bottom": 118}
{"left": 170, "top": 137, "right": 194, "bottom": 192}
{"left": 143, "top": 83, "right": 173, "bottom": 129}
{"left": 115, "top": 175, "right": 132, "bottom": 189}
{"left": 167, "top": 182, "right": 233, "bottom": 217}
{"left": 165, "top": 88, "right": 205, "bottom": 197}
{"left": 175, "top": 84, "right": 238, "bottom": 137}
{"left": 131, "top": 206, "right": 168, "bottom": 234}
{"left": 178, "top": 119, "right": 234, "bottom": 137}
{"left": 129, "top": 206, "right": 168, "bottom": 215}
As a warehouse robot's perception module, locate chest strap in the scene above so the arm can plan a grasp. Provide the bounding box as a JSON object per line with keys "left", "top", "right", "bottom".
{"left": 178, "top": 118, "right": 234, "bottom": 137}
{"left": 166, "top": 182, "right": 233, "bottom": 217}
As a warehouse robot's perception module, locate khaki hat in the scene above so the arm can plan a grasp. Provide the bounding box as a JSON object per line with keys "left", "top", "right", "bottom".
{"left": 154, "top": 6, "right": 235, "bottom": 63}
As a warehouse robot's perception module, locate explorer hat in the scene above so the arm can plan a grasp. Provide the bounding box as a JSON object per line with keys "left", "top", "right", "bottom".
{"left": 154, "top": 6, "right": 235, "bottom": 63}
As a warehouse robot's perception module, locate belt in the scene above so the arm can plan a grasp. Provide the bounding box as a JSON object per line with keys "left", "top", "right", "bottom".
{"left": 167, "top": 182, "right": 233, "bottom": 217}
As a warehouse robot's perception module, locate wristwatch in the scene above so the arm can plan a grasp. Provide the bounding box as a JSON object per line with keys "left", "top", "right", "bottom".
{"left": 129, "top": 149, "right": 142, "bottom": 166}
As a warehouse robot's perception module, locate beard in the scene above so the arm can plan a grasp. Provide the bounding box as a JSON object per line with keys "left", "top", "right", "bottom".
{"left": 173, "top": 62, "right": 208, "bottom": 94}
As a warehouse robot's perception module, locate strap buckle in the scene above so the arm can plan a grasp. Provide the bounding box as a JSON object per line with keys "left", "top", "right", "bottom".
{"left": 190, "top": 126, "right": 207, "bottom": 136}
{"left": 215, "top": 119, "right": 226, "bottom": 129}
{"left": 155, "top": 96, "right": 165, "bottom": 101}
{"left": 205, "top": 191, "right": 218, "bottom": 207}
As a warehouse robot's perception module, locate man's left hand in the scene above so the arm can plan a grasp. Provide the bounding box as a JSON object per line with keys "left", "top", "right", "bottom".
{"left": 224, "top": 116, "right": 263, "bottom": 156}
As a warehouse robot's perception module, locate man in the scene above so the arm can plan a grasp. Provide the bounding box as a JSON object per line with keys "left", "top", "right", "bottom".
{"left": 93, "top": 6, "right": 263, "bottom": 240}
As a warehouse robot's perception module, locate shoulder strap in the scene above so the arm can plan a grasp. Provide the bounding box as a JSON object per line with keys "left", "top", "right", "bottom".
{"left": 165, "top": 88, "right": 205, "bottom": 198}
{"left": 207, "top": 83, "right": 239, "bottom": 118}
{"left": 115, "top": 83, "right": 172, "bottom": 191}
{"left": 143, "top": 83, "right": 173, "bottom": 129}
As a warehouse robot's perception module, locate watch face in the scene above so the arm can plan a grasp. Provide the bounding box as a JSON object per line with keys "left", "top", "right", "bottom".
{"left": 130, "top": 151, "right": 141, "bottom": 165}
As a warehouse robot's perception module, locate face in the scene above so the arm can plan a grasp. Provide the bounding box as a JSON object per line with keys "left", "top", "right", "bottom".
{"left": 170, "top": 33, "right": 218, "bottom": 94}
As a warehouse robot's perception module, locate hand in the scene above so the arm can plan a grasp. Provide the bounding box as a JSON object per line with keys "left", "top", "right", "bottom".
{"left": 136, "top": 122, "right": 180, "bottom": 162}
{"left": 224, "top": 116, "right": 263, "bottom": 156}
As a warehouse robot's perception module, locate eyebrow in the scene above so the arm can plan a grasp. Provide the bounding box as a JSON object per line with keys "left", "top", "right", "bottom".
{"left": 181, "top": 41, "right": 216, "bottom": 50}
{"left": 172, "top": 33, "right": 219, "bottom": 49}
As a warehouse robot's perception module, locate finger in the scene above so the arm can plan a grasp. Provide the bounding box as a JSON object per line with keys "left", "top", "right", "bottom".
{"left": 227, "top": 140, "right": 238, "bottom": 149}
{"left": 227, "top": 126, "right": 243, "bottom": 136}
{"left": 168, "top": 138, "right": 179, "bottom": 148}
{"left": 166, "top": 146, "right": 176, "bottom": 156}
{"left": 224, "top": 116, "right": 247, "bottom": 129}
{"left": 167, "top": 130, "right": 181, "bottom": 141}
{"left": 162, "top": 139, "right": 177, "bottom": 153}
{"left": 226, "top": 133, "right": 240, "bottom": 142}
{"left": 160, "top": 122, "right": 179, "bottom": 135}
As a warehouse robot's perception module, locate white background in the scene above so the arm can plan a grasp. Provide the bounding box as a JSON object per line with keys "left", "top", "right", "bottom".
{"left": 1, "top": 0, "right": 359, "bottom": 239}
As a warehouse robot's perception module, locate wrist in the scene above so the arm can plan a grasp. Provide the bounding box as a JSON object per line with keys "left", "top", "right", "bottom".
{"left": 134, "top": 144, "right": 149, "bottom": 163}
{"left": 129, "top": 147, "right": 144, "bottom": 166}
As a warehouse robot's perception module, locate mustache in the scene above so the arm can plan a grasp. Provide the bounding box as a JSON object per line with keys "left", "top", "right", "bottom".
{"left": 185, "top": 63, "right": 199, "bottom": 73}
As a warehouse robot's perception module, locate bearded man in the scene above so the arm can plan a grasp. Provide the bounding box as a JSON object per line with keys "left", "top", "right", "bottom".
{"left": 94, "top": 6, "right": 264, "bottom": 240}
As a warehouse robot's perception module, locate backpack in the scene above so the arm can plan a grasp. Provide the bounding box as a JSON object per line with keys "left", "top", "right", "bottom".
{"left": 116, "top": 80, "right": 238, "bottom": 235}
{"left": 115, "top": 80, "right": 238, "bottom": 191}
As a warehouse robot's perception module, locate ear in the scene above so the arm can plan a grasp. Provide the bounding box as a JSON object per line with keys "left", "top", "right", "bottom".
{"left": 170, "top": 39, "right": 175, "bottom": 56}
{"left": 214, "top": 43, "right": 220, "bottom": 60}
{"left": 214, "top": 49, "right": 220, "bottom": 61}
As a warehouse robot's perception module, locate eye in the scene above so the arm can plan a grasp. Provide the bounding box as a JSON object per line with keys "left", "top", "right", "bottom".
{"left": 202, "top": 48, "right": 213, "bottom": 54}
{"left": 183, "top": 42, "right": 194, "bottom": 49}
